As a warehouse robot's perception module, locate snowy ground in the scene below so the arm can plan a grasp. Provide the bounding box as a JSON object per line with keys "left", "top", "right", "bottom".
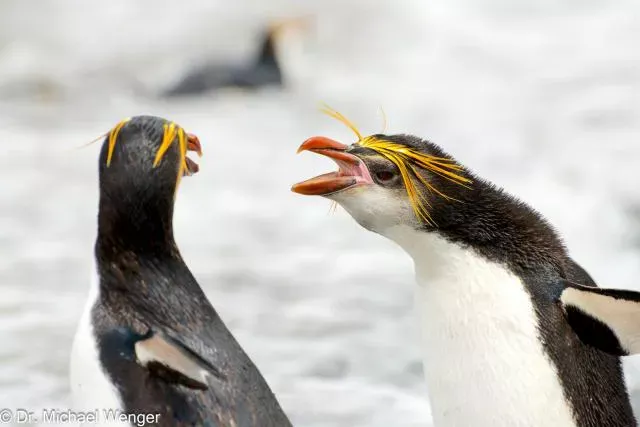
{"left": 1, "top": 1, "right": 640, "bottom": 426}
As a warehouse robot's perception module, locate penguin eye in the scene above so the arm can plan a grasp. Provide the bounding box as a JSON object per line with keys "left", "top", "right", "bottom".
{"left": 368, "top": 158, "right": 401, "bottom": 186}
{"left": 375, "top": 171, "right": 396, "bottom": 182}
{"left": 373, "top": 168, "right": 401, "bottom": 187}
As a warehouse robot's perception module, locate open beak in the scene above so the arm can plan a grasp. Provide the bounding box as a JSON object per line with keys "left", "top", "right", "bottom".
{"left": 184, "top": 132, "right": 202, "bottom": 176}
{"left": 292, "top": 136, "right": 373, "bottom": 195}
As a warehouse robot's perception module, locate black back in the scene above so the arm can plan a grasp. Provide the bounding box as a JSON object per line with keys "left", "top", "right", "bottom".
{"left": 93, "top": 116, "right": 292, "bottom": 426}
{"left": 162, "top": 28, "right": 282, "bottom": 97}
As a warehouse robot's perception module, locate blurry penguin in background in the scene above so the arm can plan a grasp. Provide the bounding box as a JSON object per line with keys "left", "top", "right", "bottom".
{"left": 162, "top": 17, "right": 311, "bottom": 97}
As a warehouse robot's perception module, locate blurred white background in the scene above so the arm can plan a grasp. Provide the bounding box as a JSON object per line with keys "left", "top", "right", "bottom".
{"left": 1, "top": 0, "right": 640, "bottom": 426}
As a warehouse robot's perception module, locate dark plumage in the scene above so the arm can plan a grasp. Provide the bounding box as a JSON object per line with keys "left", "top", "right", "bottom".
{"left": 93, "top": 116, "right": 292, "bottom": 426}
{"left": 162, "top": 27, "right": 282, "bottom": 97}
{"left": 352, "top": 134, "right": 636, "bottom": 426}
{"left": 294, "top": 131, "right": 638, "bottom": 426}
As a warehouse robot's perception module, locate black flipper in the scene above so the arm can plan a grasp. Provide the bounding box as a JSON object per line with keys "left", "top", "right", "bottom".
{"left": 560, "top": 281, "right": 640, "bottom": 356}
{"left": 135, "top": 330, "right": 225, "bottom": 390}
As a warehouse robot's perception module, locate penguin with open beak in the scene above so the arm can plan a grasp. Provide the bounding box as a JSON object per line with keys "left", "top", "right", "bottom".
{"left": 292, "top": 108, "right": 640, "bottom": 427}
{"left": 71, "top": 116, "right": 292, "bottom": 426}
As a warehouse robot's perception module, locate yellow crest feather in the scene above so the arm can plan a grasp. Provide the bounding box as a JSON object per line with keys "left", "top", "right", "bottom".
{"left": 320, "top": 106, "right": 472, "bottom": 226}
{"left": 320, "top": 104, "right": 363, "bottom": 141}
{"left": 106, "top": 118, "right": 131, "bottom": 166}
{"left": 105, "top": 118, "right": 189, "bottom": 183}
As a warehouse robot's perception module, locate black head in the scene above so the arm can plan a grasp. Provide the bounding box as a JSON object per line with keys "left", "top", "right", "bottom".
{"left": 97, "top": 116, "right": 202, "bottom": 252}
{"left": 256, "top": 28, "right": 279, "bottom": 69}
{"left": 294, "top": 131, "right": 567, "bottom": 272}
{"left": 293, "top": 132, "right": 474, "bottom": 230}
{"left": 256, "top": 17, "right": 311, "bottom": 68}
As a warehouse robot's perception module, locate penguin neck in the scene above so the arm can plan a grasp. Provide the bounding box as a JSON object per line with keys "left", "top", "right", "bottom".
{"left": 96, "top": 192, "right": 177, "bottom": 255}
{"left": 384, "top": 227, "right": 577, "bottom": 426}
{"left": 428, "top": 181, "right": 567, "bottom": 275}
{"left": 94, "top": 197, "right": 198, "bottom": 303}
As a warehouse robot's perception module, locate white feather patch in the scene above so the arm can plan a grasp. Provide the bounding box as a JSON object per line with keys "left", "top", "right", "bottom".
{"left": 561, "top": 286, "right": 640, "bottom": 354}
{"left": 386, "top": 227, "right": 578, "bottom": 427}
{"left": 135, "top": 332, "right": 211, "bottom": 390}
{"left": 70, "top": 262, "right": 130, "bottom": 426}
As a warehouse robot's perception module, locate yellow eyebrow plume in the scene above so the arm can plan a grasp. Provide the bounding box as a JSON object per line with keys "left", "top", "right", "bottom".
{"left": 320, "top": 104, "right": 364, "bottom": 141}
{"left": 153, "top": 122, "right": 177, "bottom": 167}
{"left": 320, "top": 107, "right": 472, "bottom": 226}
{"left": 379, "top": 106, "right": 388, "bottom": 134}
{"left": 106, "top": 118, "right": 131, "bottom": 166}
{"left": 359, "top": 136, "right": 472, "bottom": 225}
{"left": 175, "top": 127, "right": 188, "bottom": 187}
{"left": 104, "top": 119, "right": 189, "bottom": 177}
{"left": 152, "top": 122, "right": 189, "bottom": 185}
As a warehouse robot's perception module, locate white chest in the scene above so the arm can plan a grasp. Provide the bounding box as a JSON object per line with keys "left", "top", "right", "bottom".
{"left": 70, "top": 267, "right": 130, "bottom": 426}
{"left": 387, "top": 228, "right": 577, "bottom": 427}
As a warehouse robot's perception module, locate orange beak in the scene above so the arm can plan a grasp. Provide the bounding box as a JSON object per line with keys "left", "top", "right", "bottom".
{"left": 184, "top": 132, "right": 203, "bottom": 176}
{"left": 187, "top": 133, "right": 203, "bottom": 157}
{"left": 292, "top": 136, "right": 373, "bottom": 196}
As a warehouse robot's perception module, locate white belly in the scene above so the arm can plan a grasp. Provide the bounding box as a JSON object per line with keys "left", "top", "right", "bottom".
{"left": 70, "top": 266, "right": 130, "bottom": 427}
{"left": 387, "top": 228, "right": 577, "bottom": 427}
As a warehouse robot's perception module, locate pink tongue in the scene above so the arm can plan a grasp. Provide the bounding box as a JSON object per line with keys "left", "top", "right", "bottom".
{"left": 336, "top": 159, "right": 373, "bottom": 183}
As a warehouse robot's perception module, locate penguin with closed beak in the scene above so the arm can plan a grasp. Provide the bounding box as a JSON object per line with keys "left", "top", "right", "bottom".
{"left": 71, "top": 116, "right": 292, "bottom": 426}
{"left": 292, "top": 108, "right": 640, "bottom": 427}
